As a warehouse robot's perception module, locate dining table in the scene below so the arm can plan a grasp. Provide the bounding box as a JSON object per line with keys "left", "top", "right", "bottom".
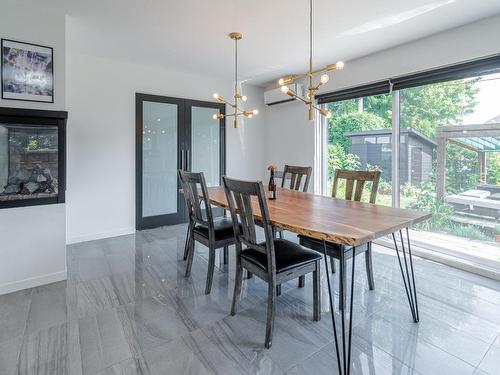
{"left": 206, "top": 185, "right": 431, "bottom": 375}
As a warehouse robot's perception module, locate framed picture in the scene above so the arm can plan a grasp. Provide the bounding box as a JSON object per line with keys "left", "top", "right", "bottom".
{"left": 1, "top": 39, "right": 54, "bottom": 103}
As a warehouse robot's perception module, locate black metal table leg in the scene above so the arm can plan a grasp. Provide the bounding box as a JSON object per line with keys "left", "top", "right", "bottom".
{"left": 322, "top": 240, "right": 356, "bottom": 375}
{"left": 392, "top": 228, "right": 419, "bottom": 323}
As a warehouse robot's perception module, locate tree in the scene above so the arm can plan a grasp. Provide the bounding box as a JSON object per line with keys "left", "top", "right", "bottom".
{"left": 327, "top": 144, "right": 360, "bottom": 179}
{"left": 327, "top": 112, "right": 388, "bottom": 151}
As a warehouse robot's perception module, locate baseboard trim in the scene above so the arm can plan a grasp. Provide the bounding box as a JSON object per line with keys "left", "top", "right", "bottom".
{"left": 66, "top": 227, "right": 135, "bottom": 245}
{"left": 0, "top": 270, "right": 67, "bottom": 295}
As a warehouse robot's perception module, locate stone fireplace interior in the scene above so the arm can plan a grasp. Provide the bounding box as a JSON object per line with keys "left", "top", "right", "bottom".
{"left": 0, "top": 108, "right": 67, "bottom": 209}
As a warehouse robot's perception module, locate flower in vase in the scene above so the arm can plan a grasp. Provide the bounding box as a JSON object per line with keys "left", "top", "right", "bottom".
{"left": 267, "top": 165, "right": 277, "bottom": 172}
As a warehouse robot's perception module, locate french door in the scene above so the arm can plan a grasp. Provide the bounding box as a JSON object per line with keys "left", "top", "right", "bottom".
{"left": 135, "top": 93, "right": 225, "bottom": 230}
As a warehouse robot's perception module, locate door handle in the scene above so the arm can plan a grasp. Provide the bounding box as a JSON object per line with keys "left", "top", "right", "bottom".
{"left": 186, "top": 149, "right": 190, "bottom": 170}
{"left": 181, "top": 150, "right": 185, "bottom": 170}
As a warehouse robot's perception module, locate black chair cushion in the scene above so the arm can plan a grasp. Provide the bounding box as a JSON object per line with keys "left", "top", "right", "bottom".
{"left": 298, "top": 235, "right": 367, "bottom": 259}
{"left": 194, "top": 217, "right": 235, "bottom": 241}
{"left": 241, "top": 239, "right": 321, "bottom": 273}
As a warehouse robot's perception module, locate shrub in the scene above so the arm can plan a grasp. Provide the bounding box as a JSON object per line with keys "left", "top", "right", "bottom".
{"left": 447, "top": 224, "right": 490, "bottom": 241}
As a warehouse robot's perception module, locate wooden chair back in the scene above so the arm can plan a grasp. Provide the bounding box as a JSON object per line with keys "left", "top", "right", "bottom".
{"left": 178, "top": 170, "right": 214, "bottom": 229}
{"left": 281, "top": 165, "right": 312, "bottom": 192}
{"left": 332, "top": 169, "right": 381, "bottom": 204}
{"left": 222, "top": 177, "right": 276, "bottom": 271}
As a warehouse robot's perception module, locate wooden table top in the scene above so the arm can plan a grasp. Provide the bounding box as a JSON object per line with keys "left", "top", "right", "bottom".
{"left": 207, "top": 186, "right": 431, "bottom": 246}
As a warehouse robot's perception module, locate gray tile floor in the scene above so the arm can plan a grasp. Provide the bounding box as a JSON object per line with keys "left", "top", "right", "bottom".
{"left": 1, "top": 224, "right": 499, "bottom": 375}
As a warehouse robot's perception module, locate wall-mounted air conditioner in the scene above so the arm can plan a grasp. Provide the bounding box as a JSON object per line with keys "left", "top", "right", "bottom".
{"left": 264, "top": 83, "right": 304, "bottom": 106}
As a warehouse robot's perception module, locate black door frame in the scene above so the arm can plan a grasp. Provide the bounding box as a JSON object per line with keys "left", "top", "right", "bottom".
{"left": 135, "top": 93, "right": 225, "bottom": 230}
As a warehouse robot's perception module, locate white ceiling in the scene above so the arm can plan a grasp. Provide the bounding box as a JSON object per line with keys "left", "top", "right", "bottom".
{"left": 20, "top": 0, "right": 500, "bottom": 86}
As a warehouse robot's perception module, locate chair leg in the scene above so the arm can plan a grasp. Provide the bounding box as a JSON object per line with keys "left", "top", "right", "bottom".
{"left": 247, "top": 271, "right": 253, "bottom": 279}
{"left": 365, "top": 242, "right": 375, "bottom": 290}
{"left": 330, "top": 256, "right": 336, "bottom": 274}
{"left": 265, "top": 282, "right": 277, "bottom": 349}
{"left": 278, "top": 230, "right": 284, "bottom": 239}
{"left": 182, "top": 226, "right": 191, "bottom": 261}
{"left": 276, "top": 284, "right": 282, "bottom": 296}
{"left": 298, "top": 275, "right": 305, "bottom": 288}
{"left": 184, "top": 235, "right": 195, "bottom": 277}
{"left": 313, "top": 261, "right": 321, "bottom": 321}
{"left": 205, "top": 246, "right": 216, "bottom": 295}
{"left": 223, "top": 246, "right": 229, "bottom": 265}
{"left": 339, "top": 259, "right": 347, "bottom": 311}
{"left": 231, "top": 260, "right": 243, "bottom": 315}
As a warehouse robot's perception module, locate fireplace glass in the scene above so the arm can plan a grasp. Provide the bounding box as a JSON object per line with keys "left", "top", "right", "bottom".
{"left": 0, "top": 123, "right": 59, "bottom": 202}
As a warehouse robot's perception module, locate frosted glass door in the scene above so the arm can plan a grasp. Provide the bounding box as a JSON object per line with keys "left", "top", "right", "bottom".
{"left": 191, "top": 106, "right": 221, "bottom": 186}
{"left": 136, "top": 94, "right": 184, "bottom": 229}
{"left": 142, "top": 101, "right": 178, "bottom": 217}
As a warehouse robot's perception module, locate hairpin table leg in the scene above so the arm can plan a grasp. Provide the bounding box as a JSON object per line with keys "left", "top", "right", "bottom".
{"left": 392, "top": 228, "right": 419, "bottom": 323}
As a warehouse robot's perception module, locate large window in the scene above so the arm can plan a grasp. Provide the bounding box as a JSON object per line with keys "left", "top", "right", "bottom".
{"left": 325, "top": 93, "right": 392, "bottom": 206}
{"left": 320, "top": 63, "right": 500, "bottom": 273}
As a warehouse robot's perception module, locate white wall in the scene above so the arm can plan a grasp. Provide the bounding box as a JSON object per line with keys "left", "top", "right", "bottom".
{"left": 65, "top": 17, "right": 266, "bottom": 243}
{"left": 264, "top": 14, "right": 500, "bottom": 191}
{"left": 0, "top": 1, "right": 67, "bottom": 294}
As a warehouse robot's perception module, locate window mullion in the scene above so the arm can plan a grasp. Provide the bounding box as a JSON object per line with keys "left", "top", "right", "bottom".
{"left": 392, "top": 89, "right": 400, "bottom": 208}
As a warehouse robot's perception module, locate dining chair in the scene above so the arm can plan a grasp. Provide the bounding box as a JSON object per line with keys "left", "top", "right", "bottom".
{"left": 262, "top": 164, "right": 312, "bottom": 240}
{"left": 298, "top": 169, "right": 381, "bottom": 309}
{"left": 281, "top": 164, "right": 312, "bottom": 192}
{"left": 223, "top": 176, "right": 322, "bottom": 349}
{"left": 178, "top": 170, "right": 234, "bottom": 294}
{"left": 252, "top": 164, "right": 313, "bottom": 293}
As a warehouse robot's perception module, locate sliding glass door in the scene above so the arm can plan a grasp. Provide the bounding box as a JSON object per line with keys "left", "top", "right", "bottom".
{"left": 320, "top": 66, "right": 500, "bottom": 272}
{"left": 136, "top": 94, "right": 225, "bottom": 230}
{"left": 397, "top": 73, "right": 500, "bottom": 269}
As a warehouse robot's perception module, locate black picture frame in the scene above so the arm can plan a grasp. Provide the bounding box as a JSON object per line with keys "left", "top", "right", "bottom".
{"left": 1, "top": 38, "right": 54, "bottom": 103}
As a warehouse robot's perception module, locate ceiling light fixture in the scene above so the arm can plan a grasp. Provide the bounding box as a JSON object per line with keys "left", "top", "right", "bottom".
{"left": 278, "top": 0, "right": 345, "bottom": 121}
{"left": 212, "top": 32, "right": 258, "bottom": 128}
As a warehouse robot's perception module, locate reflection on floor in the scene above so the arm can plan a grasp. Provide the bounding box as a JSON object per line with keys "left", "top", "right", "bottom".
{"left": 0, "top": 224, "right": 499, "bottom": 375}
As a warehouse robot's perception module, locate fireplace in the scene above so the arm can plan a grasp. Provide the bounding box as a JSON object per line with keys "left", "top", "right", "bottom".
{"left": 0, "top": 107, "right": 66, "bottom": 208}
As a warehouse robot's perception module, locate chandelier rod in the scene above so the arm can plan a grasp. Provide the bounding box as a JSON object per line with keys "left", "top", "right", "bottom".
{"left": 235, "top": 35, "right": 238, "bottom": 98}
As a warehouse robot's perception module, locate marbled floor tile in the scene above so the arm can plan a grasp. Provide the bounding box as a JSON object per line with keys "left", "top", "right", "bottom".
{"left": 25, "top": 284, "right": 67, "bottom": 335}
{"left": 183, "top": 328, "right": 282, "bottom": 375}
{"left": 0, "top": 335, "right": 23, "bottom": 375}
{"left": 477, "top": 344, "right": 500, "bottom": 375}
{"left": 67, "top": 319, "right": 83, "bottom": 375}
{"left": 361, "top": 268, "right": 500, "bottom": 344}
{"left": 227, "top": 300, "right": 332, "bottom": 372}
{"left": 0, "top": 289, "right": 31, "bottom": 345}
{"left": 201, "top": 315, "right": 285, "bottom": 374}
{"left": 143, "top": 335, "right": 214, "bottom": 375}
{"left": 16, "top": 322, "right": 67, "bottom": 375}
{"left": 108, "top": 272, "right": 156, "bottom": 307}
{"left": 67, "top": 241, "right": 105, "bottom": 259}
{"left": 287, "top": 337, "right": 422, "bottom": 375}
{"left": 352, "top": 312, "right": 476, "bottom": 375}
{"left": 373, "top": 293, "right": 492, "bottom": 367}
{"left": 68, "top": 276, "right": 122, "bottom": 319}
{"left": 78, "top": 308, "right": 134, "bottom": 375}
{"left": 67, "top": 253, "right": 112, "bottom": 284}
{"left": 93, "top": 358, "right": 149, "bottom": 375}
{"left": 120, "top": 295, "right": 195, "bottom": 353}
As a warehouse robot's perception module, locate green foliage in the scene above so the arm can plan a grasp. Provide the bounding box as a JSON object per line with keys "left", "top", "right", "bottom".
{"left": 327, "top": 144, "right": 360, "bottom": 179}
{"left": 447, "top": 224, "right": 490, "bottom": 241}
{"left": 409, "top": 185, "right": 454, "bottom": 231}
{"left": 486, "top": 153, "right": 500, "bottom": 185}
{"left": 327, "top": 111, "right": 389, "bottom": 151}
{"left": 445, "top": 143, "right": 479, "bottom": 193}
{"left": 400, "top": 79, "right": 479, "bottom": 137}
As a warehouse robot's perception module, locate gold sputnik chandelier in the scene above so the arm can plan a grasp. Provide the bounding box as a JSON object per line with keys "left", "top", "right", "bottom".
{"left": 212, "top": 32, "right": 258, "bottom": 128}
{"left": 278, "top": 0, "right": 345, "bottom": 121}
